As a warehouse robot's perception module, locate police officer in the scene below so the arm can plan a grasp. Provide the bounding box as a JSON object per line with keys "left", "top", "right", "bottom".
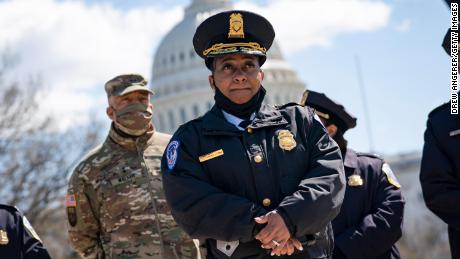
{"left": 161, "top": 10, "right": 345, "bottom": 258}
{"left": 66, "top": 74, "right": 198, "bottom": 258}
{"left": 301, "top": 90, "right": 405, "bottom": 259}
{"left": 420, "top": 1, "right": 460, "bottom": 258}
{"left": 0, "top": 203, "right": 52, "bottom": 259}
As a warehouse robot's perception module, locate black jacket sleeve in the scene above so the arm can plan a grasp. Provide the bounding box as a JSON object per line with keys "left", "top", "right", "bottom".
{"left": 277, "top": 109, "right": 346, "bottom": 237}
{"left": 420, "top": 118, "right": 460, "bottom": 230}
{"left": 161, "top": 125, "right": 267, "bottom": 242}
{"left": 335, "top": 163, "right": 404, "bottom": 259}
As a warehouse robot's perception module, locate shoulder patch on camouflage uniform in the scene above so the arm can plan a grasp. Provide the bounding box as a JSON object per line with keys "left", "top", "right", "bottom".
{"left": 382, "top": 163, "right": 401, "bottom": 188}
{"left": 67, "top": 207, "right": 77, "bottom": 227}
{"left": 65, "top": 194, "right": 78, "bottom": 227}
{"left": 23, "top": 216, "right": 42, "bottom": 242}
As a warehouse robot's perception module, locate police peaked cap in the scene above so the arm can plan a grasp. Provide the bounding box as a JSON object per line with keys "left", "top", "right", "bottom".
{"left": 442, "top": 28, "right": 453, "bottom": 56}
{"left": 301, "top": 90, "right": 357, "bottom": 133}
{"left": 442, "top": 1, "right": 458, "bottom": 56}
{"left": 193, "top": 10, "right": 275, "bottom": 69}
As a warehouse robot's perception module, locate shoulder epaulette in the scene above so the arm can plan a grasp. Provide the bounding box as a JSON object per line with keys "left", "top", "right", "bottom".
{"left": 0, "top": 204, "right": 20, "bottom": 213}
{"left": 356, "top": 151, "right": 382, "bottom": 160}
{"left": 428, "top": 102, "right": 449, "bottom": 118}
{"left": 275, "top": 102, "right": 300, "bottom": 109}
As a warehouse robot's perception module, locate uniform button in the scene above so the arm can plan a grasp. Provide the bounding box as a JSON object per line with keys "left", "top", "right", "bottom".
{"left": 247, "top": 128, "right": 253, "bottom": 134}
{"left": 262, "top": 198, "right": 271, "bottom": 207}
{"left": 254, "top": 154, "right": 263, "bottom": 163}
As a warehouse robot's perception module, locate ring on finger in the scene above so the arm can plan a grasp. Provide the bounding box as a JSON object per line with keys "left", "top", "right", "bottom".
{"left": 271, "top": 240, "right": 281, "bottom": 246}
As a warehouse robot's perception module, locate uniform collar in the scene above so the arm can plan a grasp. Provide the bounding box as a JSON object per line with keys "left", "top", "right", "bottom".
{"left": 222, "top": 110, "right": 256, "bottom": 131}
{"left": 108, "top": 123, "right": 155, "bottom": 150}
{"left": 343, "top": 148, "right": 358, "bottom": 169}
{"left": 202, "top": 104, "right": 288, "bottom": 135}
{"left": 250, "top": 104, "right": 288, "bottom": 129}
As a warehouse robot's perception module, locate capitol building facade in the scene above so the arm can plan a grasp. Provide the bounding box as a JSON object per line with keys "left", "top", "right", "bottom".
{"left": 151, "top": 0, "right": 306, "bottom": 133}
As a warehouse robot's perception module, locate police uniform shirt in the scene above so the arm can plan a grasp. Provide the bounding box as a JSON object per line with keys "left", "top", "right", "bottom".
{"left": 0, "top": 204, "right": 52, "bottom": 259}
{"left": 161, "top": 104, "right": 345, "bottom": 259}
{"left": 332, "top": 149, "right": 404, "bottom": 259}
{"left": 420, "top": 102, "right": 460, "bottom": 259}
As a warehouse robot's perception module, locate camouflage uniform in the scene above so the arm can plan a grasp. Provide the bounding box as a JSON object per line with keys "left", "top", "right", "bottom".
{"left": 67, "top": 126, "right": 198, "bottom": 259}
{"left": 66, "top": 74, "right": 197, "bottom": 259}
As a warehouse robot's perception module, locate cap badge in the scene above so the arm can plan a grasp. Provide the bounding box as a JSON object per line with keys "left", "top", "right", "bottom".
{"left": 348, "top": 175, "right": 363, "bottom": 186}
{"left": 0, "top": 229, "right": 9, "bottom": 245}
{"left": 278, "top": 130, "right": 296, "bottom": 151}
{"left": 228, "top": 13, "right": 244, "bottom": 38}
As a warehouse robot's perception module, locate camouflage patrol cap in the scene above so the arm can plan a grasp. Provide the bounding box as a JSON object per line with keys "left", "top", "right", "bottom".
{"left": 104, "top": 74, "right": 154, "bottom": 97}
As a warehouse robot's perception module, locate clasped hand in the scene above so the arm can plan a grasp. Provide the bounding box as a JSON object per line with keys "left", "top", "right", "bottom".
{"left": 254, "top": 210, "right": 303, "bottom": 256}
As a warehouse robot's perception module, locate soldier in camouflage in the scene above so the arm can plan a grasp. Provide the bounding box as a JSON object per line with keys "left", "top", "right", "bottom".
{"left": 66, "top": 74, "right": 198, "bottom": 259}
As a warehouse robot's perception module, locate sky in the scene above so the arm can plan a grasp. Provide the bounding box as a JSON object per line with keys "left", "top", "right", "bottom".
{"left": 0, "top": 0, "right": 452, "bottom": 155}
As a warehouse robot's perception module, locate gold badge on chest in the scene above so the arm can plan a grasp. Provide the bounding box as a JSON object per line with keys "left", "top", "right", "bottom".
{"left": 277, "top": 130, "right": 297, "bottom": 151}
{"left": 0, "top": 229, "right": 8, "bottom": 245}
{"left": 348, "top": 175, "right": 363, "bottom": 186}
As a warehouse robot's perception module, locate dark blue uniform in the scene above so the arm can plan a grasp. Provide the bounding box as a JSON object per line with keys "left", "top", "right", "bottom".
{"left": 420, "top": 102, "right": 460, "bottom": 259}
{"left": 0, "top": 204, "right": 52, "bottom": 259}
{"left": 332, "top": 149, "right": 404, "bottom": 259}
{"left": 161, "top": 104, "right": 345, "bottom": 258}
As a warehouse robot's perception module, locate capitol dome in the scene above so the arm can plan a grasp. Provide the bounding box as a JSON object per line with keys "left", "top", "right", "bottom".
{"left": 151, "top": 0, "right": 306, "bottom": 133}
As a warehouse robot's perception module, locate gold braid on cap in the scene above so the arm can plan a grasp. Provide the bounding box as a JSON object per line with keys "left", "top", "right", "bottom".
{"left": 203, "top": 42, "right": 267, "bottom": 57}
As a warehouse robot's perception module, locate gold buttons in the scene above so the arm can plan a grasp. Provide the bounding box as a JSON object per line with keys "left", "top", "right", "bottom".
{"left": 254, "top": 154, "right": 263, "bottom": 163}
{"left": 262, "top": 198, "right": 271, "bottom": 207}
{"left": 247, "top": 128, "right": 253, "bottom": 134}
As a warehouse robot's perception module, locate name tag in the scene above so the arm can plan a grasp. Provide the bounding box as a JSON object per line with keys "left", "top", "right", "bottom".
{"left": 199, "top": 149, "right": 224, "bottom": 162}
{"left": 110, "top": 171, "right": 142, "bottom": 186}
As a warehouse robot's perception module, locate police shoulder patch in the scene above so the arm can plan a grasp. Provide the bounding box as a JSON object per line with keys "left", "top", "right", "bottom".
{"left": 23, "top": 216, "right": 42, "bottom": 242}
{"left": 382, "top": 163, "right": 401, "bottom": 188}
{"left": 166, "top": 140, "right": 180, "bottom": 170}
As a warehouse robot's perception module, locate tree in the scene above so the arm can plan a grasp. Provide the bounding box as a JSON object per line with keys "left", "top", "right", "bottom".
{"left": 0, "top": 52, "right": 102, "bottom": 259}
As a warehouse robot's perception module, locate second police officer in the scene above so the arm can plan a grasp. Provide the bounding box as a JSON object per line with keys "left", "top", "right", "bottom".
{"left": 301, "top": 90, "right": 405, "bottom": 259}
{"left": 0, "top": 204, "right": 52, "bottom": 259}
{"left": 161, "top": 10, "right": 346, "bottom": 259}
{"left": 420, "top": 1, "right": 460, "bottom": 258}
